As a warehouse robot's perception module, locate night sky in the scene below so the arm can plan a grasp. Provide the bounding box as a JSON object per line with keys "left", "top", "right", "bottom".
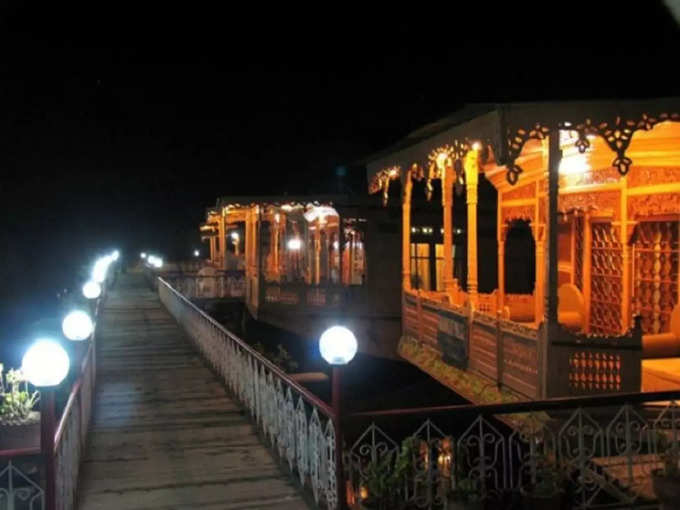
{"left": 1, "top": 3, "right": 679, "bottom": 353}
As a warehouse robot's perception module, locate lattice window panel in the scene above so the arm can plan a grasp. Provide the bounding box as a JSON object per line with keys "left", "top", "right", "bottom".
{"left": 590, "top": 223, "right": 623, "bottom": 335}
{"left": 574, "top": 215, "right": 584, "bottom": 291}
{"left": 633, "top": 220, "right": 680, "bottom": 334}
{"left": 568, "top": 351, "right": 622, "bottom": 393}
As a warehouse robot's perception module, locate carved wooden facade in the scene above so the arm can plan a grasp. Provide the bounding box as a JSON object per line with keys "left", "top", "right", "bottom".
{"left": 367, "top": 99, "right": 680, "bottom": 400}
{"left": 201, "top": 195, "right": 403, "bottom": 359}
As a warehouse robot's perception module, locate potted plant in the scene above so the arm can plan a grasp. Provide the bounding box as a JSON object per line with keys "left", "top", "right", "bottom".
{"left": 0, "top": 364, "right": 41, "bottom": 450}
{"left": 360, "top": 437, "right": 418, "bottom": 510}
{"left": 652, "top": 431, "right": 680, "bottom": 510}
{"left": 520, "top": 451, "right": 565, "bottom": 510}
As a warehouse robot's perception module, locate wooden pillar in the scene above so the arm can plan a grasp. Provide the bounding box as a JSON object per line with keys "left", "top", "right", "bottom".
{"left": 545, "top": 131, "right": 561, "bottom": 325}
{"left": 314, "top": 224, "right": 321, "bottom": 285}
{"left": 498, "top": 225, "right": 506, "bottom": 315}
{"left": 218, "top": 212, "right": 227, "bottom": 270}
{"left": 402, "top": 172, "right": 413, "bottom": 290}
{"left": 209, "top": 236, "right": 216, "bottom": 264}
{"left": 273, "top": 216, "right": 280, "bottom": 281}
{"left": 534, "top": 230, "right": 545, "bottom": 322}
{"left": 583, "top": 211, "right": 592, "bottom": 333}
{"left": 620, "top": 176, "right": 632, "bottom": 332}
{"left": 539, "top": 131, "right": 562, "bottom": 399}
{"left": 443, "top": 167, "right": 454, "bottom": 295}
{"left": 465, "top": 149, "right": 480, "bottom": 308}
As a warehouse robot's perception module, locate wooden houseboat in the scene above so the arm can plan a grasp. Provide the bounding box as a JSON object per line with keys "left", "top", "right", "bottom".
{"left": 367, "top": 99, "right": 680, "bottom": 402}
{"left": 200, "top": 195, "right": 402, "bottom": 358}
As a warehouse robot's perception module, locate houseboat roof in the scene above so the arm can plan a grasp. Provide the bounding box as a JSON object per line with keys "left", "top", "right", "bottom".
{"left": 366, "top": 97, "right": 680, "bottom": 190}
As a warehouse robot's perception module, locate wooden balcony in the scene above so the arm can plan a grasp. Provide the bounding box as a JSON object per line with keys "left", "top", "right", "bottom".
{"left": 402, "top": 287, "right": 642, "bottom": 401}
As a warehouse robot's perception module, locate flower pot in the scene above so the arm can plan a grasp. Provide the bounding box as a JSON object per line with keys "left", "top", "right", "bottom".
{"left": 652, "top": 470, "right": 680, "bottom": 510}
{"left": 521, "top": 492, "right": 564, "bottom": 510}
{"left": 0, "top": 411, "right": 40, "bottom": 451}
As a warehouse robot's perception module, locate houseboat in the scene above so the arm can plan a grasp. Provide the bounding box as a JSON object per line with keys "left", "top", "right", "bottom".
{"left": 200, "top": 194, "right": 403, "bottom": 358}
{"left": 366, "top": 99, "right": 680, "bottom": 402}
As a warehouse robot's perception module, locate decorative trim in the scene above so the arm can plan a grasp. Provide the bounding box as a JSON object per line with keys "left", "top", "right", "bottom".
{"left": 501, "top": 205, "right": 535, "bottom": 224}
{"left": 628, "top": 192, "right": 680, "bottom": 219}
{"left": 627, "top": 166, "right": 680, "bottom": 188}
{"left": 503, "top": 183, "right": 535, "bottom": 201}
{"left": 368, "top": 166, "right": 401, "bottom": 206}
{"left": 558, "top": 190, "right": 620, "bottom": 220}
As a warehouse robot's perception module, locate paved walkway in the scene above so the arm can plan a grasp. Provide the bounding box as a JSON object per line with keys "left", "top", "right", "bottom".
{"left": 77, "top": 272, "right": 308, "bottom": 509}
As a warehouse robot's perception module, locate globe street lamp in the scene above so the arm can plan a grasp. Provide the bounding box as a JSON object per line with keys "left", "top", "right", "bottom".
{"left": 82, "top": 280, "right": 101, "bottom": 300}
{"left": 140, "top": 252, "right": 147, "bottom": 259}
{"left": 319, "top": 325, "right": 357, "bottom": 510}
{"left": 193, "top": 249, "right": 200, "bottom": 257}
{"left": 62, "top": 310, "right": 94, "bottom": 341}
{"left": 22, "top": 339, "right": 70, "bottom": 510}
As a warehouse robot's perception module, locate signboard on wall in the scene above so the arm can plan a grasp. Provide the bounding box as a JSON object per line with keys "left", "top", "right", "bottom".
{"left": 437, "top": 309, "right": 468, "bottom": 369}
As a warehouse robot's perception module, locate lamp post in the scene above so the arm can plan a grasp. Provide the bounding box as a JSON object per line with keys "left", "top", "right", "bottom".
{"left": 22, "top": 339, "right": 70, "bottom": 510}
{"left": 319, "top": 325, "right": 357, "bottom": 510}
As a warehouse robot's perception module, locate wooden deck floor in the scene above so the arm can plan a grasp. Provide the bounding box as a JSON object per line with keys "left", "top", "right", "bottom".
{"left": 77, "top": 272, "right": 309, "bottom": 510}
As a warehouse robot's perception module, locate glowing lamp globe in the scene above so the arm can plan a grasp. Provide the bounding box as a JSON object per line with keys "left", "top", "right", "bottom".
{"left": 141, "top": 252, "right": 147, "bottom": 259}
{"left": 154, "top": 258, "right": 163, "bottom": 268}
{"left": 22, "top": 339, "right": 70, "bottom": 387}
{"left": 319, "top": 326, "right": 357, "bottom": 365}
{"left": 62, "top": 310, "right": 94, "bottom": 341}
{"left": 112, "top": 250, "right": 120, "bottom": 261}
{"left": 92, "top": 257, "right": 110, "bottom": 283}
{"left": 82, "top": 280, "right": 101, "bottom": 300}
{"left": 231, "top": 232, "right": 239, "bottom": 241}
{"left": 193, "top": 249, "right": 200, "bottom": 257}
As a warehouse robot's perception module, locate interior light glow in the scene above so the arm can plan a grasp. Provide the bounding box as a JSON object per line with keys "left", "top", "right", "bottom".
{"left": 287, "top": 238, "right": 302, "bottom": 250}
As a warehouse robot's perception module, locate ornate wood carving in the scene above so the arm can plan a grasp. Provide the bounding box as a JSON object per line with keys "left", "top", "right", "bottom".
{"left": 505, "top": 112, "right": 680, "bottom": 185}
{"left": 369, "top": 166, "right": 401, "bottom": 206}
{"left": 501, "top": 205, "right": 534, "bottom": 224}
{"left": 590, "top": 223, "right": 623, "bottom": 335}
{"left": 559, "top": 191, "right": 620, "bottom": 220}
{"left": 633, "top": 221, "right": 679, "bottom": 334}
{"left": 503, "top": 183, "right": 535, "bottom": 201}
{"left": 628, "top": 193, "right": 680, "bottom": 219}
{"left": 628, "top": 166, "right": 680, "bottom": 188}
{"left": 560, "top": 167, "right": 621, "bottom": 188}
{"left": 425, "top": 141, "right": 470, "bottom": 200}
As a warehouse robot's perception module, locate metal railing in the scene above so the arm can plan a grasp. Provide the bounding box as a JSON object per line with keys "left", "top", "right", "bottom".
{"left": 158, "top": 277, "right": 340, "bottom": 509}
{"left": 345, "top": 391, "right": 680, "bottom": 509}
{"left": 1, "top": 304, "right": 99, "bottom": 510}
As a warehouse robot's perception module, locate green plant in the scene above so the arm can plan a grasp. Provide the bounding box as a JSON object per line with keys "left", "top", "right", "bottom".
{"left": 362, "top": 436, "right": 418, "bottom": 510}
{"left": 450, "top": 446, "right": 483, "bottom": 503}
{"left": 0, "top": 364, "right": 40, "bottom": 425}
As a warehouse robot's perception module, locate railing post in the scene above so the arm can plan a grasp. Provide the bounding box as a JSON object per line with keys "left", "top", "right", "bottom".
{"left": 332, "top": 367, "right": 346, "bottom": 510}
{"left": 41, "top": 388, "right": 57, "bottom": 510}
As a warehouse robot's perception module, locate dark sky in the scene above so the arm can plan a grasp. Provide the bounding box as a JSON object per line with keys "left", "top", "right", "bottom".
{"left": 1, "top": 3, "right": 679, "bottom": 343}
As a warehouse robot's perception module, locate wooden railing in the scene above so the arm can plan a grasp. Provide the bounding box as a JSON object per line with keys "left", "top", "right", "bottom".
{"left": 158, "top": 277, "right": 341, "bottom": 510}
{"left": 262, "top": 282, "right": 344, "bottom": 309}
{"left": 402, "top": 287, "right": 641, "bottom": 399}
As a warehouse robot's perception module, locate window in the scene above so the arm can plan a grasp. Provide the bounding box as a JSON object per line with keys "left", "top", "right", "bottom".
{"left": 410, "top": 242, "right": 445, "bottom": 291}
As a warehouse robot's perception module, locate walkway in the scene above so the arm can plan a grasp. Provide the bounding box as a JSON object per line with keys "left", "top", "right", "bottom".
{"left": 77, "top": 272, "right": 308, "bottom": 509}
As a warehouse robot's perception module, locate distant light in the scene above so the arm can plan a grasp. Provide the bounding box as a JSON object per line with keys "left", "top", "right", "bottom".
{"left": 559, "top": 154, "right": 589, "bottom": 176}
{"left": 62, "top": 310, "right": 94, "bottom": 341}
{"left": 319, "top": 326, "right": 357, "bottom": 365}
{"left": 231, "top": 232, "right": 240, "bottom": 241}
{"left": 287, "top": 238, "right": 302, "bottom": 250}
{"left": 22, "top": 339, "right": 70, "bottom": 387}
{"left": 333, "top": 241, "right": 339, "bottom": 249}
{"left": 193, "top": 250, "right": 200, "bottom": 257}
{"left": 82, "top": 280, "right": 102, "bottom": 300}
{"left": 471, "top": 141, "right": 482, "bottom": 151}
{"left": 112, "top": 250, "right": 120, "bottom": 261}
{"left": 92, "top": 256, "right": 112, "bottom": 283}
{"left": 154, "top": 257, "right": 163, "bottom": 268}
{"left": 141, "top": 252, "right": 147, "bottom": 259}
{"left": 274, "top": 213, "right": 280, "bottom": 223}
